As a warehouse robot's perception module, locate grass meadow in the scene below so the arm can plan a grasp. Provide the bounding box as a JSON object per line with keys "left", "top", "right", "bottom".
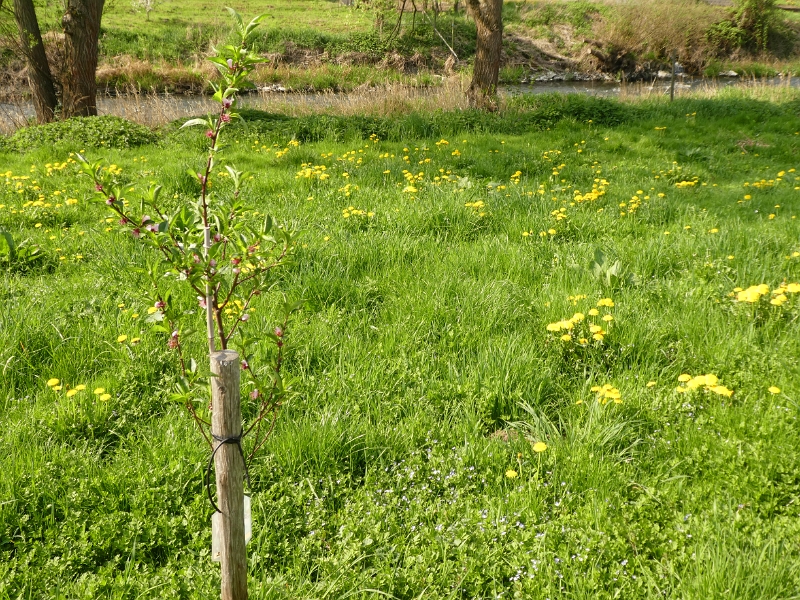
{"left": 2, "top": 89, "right": 800, "bottom": 598}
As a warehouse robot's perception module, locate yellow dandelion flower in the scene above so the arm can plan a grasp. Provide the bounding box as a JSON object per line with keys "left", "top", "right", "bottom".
{"left": 117, "top": 335, "right": 128, "bottom": 343}
{"left": 678, "top": 374, "right": 692, "bottom": 382}
{"left": 93, "top": 387, "right": 105, "bottom": 395}
{"left": 710, "top": 385, "right": 733, "bottom": 397}
{"left": 505, "top": 469, "right": 518, "bottom": 479}
{"left": 99, "top": 393, "right": 111, "bottom": 401}
{"left": 646, "top": 381, "right": 657, "bottom": 387}
{"left": 47, "top": 378, "right": 60, "bottom": 387}
{"left": 66, "top": 389, "right": 78, "bottom": 397}
{"left": 768, "top": 386, "right": 781, "bottom": 394}
{"left": 532, "top": 442, "right": 547, "bottom": 453}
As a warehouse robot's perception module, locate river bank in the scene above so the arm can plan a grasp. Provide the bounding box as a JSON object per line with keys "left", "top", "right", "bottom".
{"left": 3, "top": 0, "right": 800, "bottom": 104}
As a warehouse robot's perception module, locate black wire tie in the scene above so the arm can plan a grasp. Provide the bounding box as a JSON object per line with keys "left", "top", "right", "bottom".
{"left": 204, "top": 431, "right": 252, "bottom": 514}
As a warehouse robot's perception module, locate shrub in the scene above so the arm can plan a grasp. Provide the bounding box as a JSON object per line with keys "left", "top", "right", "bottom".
{"left": 734, "top": 0, "right": 777, "bottom": 52}
{"left": 10, "top": 116, "right": 158, "bottom": 151}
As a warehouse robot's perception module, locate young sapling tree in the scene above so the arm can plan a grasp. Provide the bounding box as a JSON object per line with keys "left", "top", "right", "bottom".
{"left": 78, "top": 9, "right": 299, "bottom": 458}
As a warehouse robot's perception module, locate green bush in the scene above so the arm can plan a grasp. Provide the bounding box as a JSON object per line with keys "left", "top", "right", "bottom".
{"left": 734, "top": 0, "right": 777, "bottom": 51}
{"left": 707, "top": 19, "right": 746, "bottom": 54}
{"left": 10, "top": 116, "right": 158, "bottom": 151}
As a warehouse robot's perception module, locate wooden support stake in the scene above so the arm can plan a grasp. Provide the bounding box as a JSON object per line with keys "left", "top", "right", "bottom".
{"left": 211, "top": 350, "right": 247, "bottom": 600}
{"left": 670, "top": 50, "right": 676, "bottom": 102}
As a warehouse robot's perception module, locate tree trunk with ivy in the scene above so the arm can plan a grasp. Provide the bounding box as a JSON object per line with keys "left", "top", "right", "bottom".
{"left": 465, "top": 0, "right": 502, "bottom": 111}
{"left": 13, "top": 0, "right": 58, "bottom": 123}
{"left": 61, "top": 0, "right": 105, "bottom": 117}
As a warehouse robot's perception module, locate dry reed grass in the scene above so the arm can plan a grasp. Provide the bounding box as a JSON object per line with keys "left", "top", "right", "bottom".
{"left": 592, "top": 0, "right": 723, "bottom": 69}
{"left": 616, "top": 73, "right": 799, "bottom": 102}
{"left": 0, "top": 78, "right": 470, "bottom": 134}
{"left": 2, "top": 75, "right": 798, "bottom": 136}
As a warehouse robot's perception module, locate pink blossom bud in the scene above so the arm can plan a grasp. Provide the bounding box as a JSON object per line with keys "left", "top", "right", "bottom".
{"left": 274, "top": 326, "right": 283, "bottom": 338}
{"left": 277, "top": 340, "right": 283, "bottom": 348}
{"left": 223, "top": 97, "right": 233, "bottom": 108}
{"left": 209, "top": 259, "right": 217, "bottom": 268}
{"left": 119, "top": 217, "right": 129, "bottom": 225}
{"left": 192, "top": 254, "right": 201, "bottom": 263}
{"left": 155, "top": 301, "right": 166, "bottom": 309}
{"left": 95, "top": 184, "right": 104, "bottom": 192}
{"left": 231, "top": 257, "right": 241, "bottom": 265}
{"left": 220, "top": 114, "right": 231, "bottom": 123}
{"left": 106, "top": 196, "right": 115, "bottom": 205}
{"left": 241, "top": 360, "right": 249, "bottom": 370}
{"left": 131, "top": 228, "right": 141, "bottom": 238}
{"left": 206, "top": 130, "right": 216, "bottom": 139}
{"left": 146, "top": 224, "right": 158, "bottom": 233}
{"left": 214, "top": 233, "right": 222, "bottom": 243}
{"left": 250, "top": 389, "right": 260, "bottom": 400}
{"left": 197, "top": 173, "right": 206, "bottom": 184}
{"left": 198, "top": 296, "right": 207, "bottom": 309}
{"left": 233, "top": 267, "right": 241, "bottom": 275}
{"left": 226, "top": 59, "right": 234, "bottom": 70}
{"left": 241, "top": 314, "right": 250, "bottom": 322}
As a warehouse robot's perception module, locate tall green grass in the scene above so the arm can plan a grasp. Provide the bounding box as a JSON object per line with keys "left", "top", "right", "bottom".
{"left": 1, "top": 91, "right": 800, "bottom": 598}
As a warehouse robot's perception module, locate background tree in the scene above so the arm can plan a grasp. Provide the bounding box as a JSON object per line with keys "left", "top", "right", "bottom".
{"left": 131, "top": 0, "right": 159, "bottom": 22}
{"left": 11, "top": 0, "right": 58, "bottom": 122}
{"left": 6, "top": 0, "right": 106, "bottom": 121}
{"left": 464, "top": 0, "right": 502, "bottom": 111}
{"left": 61, "top": 0, "right": 105, "bottom": 116}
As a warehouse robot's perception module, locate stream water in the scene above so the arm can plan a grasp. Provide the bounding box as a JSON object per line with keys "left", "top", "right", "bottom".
{"left": 2, "top": 75, "right": 797, "bottom": 133}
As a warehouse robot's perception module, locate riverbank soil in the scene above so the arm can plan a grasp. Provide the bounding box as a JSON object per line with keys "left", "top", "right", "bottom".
{"left": 1, "top": 0, "right": 800, "bottom": 100}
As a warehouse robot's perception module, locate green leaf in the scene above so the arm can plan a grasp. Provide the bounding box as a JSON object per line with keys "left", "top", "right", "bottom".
{"left": 284, "top": 298, "right": 305, "bottom": 314}
{"left": 146, "top": 310, "right": 165, "bottom": 323}
{"left": 0, "top": 230, "right": 16, "bottom": 261}
{"left": 225, "top": 6, "right": 245, "bottom": 37}
{"left": 181, "top": 118, "right": 210, "bottom": 129}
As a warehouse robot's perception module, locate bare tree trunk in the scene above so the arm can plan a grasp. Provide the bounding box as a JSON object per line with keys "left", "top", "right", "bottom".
{"left": 61, "top": 0, "right": 105, "bottom": 117}
{"left": 13, "top": 0, "right": 58, "bottom": 123}
{"left": 465, "top": 0, "right": 502, "bottom": 111}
